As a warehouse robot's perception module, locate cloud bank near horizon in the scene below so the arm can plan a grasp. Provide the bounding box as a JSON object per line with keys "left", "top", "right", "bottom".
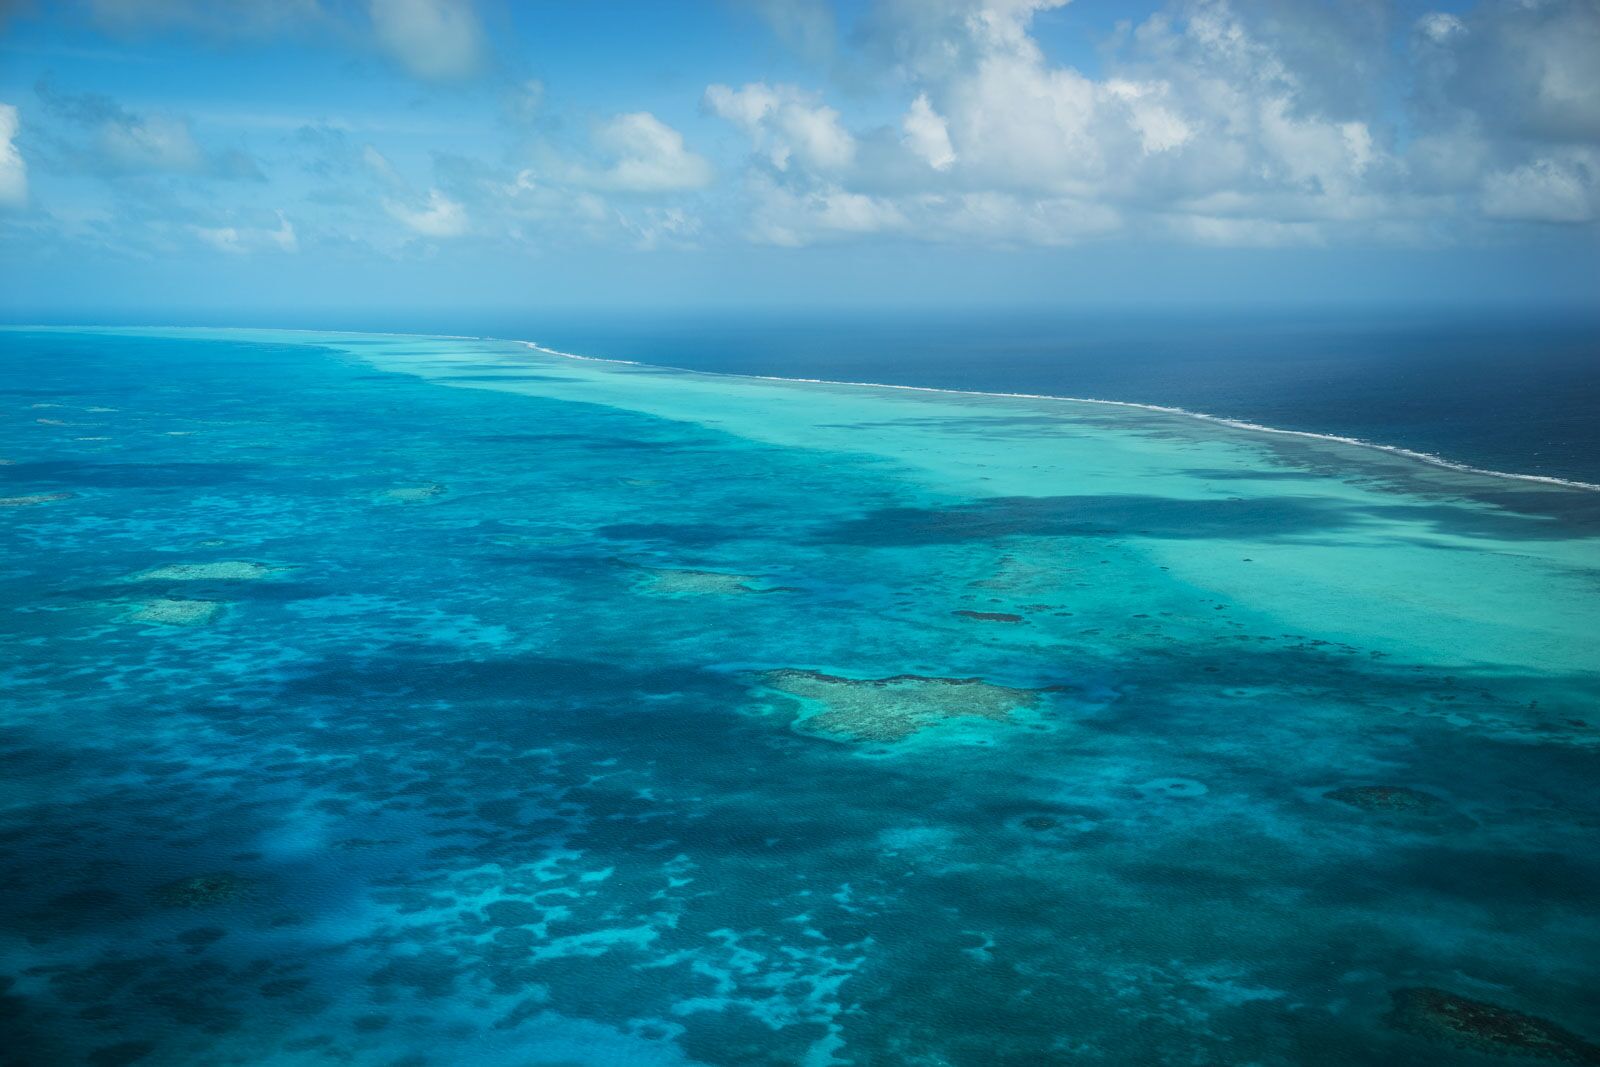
{"left": 0, "top": 0, "right": 1596, "bottom": 311}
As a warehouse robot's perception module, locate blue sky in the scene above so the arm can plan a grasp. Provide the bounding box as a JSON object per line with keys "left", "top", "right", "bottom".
{"left": 1, "top": 0, "right": 1596, "bottom": 322}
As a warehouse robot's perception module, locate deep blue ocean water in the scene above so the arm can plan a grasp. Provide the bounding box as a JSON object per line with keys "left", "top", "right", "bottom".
{"left": 2, "top": 326, "right": 1598, "bottom": 1066}
{"left": 508, "top": 311, "right": 1600, "bottom": 486}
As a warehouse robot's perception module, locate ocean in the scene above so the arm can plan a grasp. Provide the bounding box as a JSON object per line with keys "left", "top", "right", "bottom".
{"left": 511, "top": 310, "right": 1600, "bottom": 487}
{"left": 1, "top": 325, "right": 1597, "bottom": 1065}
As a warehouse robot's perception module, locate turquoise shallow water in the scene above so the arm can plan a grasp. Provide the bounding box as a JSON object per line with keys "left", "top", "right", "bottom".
{"left": 2, "top": 327, "right": 1598, "bottom": 1066}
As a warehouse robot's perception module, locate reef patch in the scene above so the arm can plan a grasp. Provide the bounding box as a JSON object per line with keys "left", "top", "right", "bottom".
{"left": 0, "top": 492, "right": 73, "bottom": 506}
{"left": 131, "top": 561, "right": 275, "bottom": 582}
{"left": 1325, "top": 785, "right": 1442, "bottom": 813}
{"left": 642, "top": 568, "right": 757, "bottom": 596}
{"left": 154, "top": 872, "right": 256, "bottom": 908}
{"left": 761, "top": 668, "right": 1044, "bottom": 743}
{"left": 1385, "top": 986, "right": 1600, "bottom": 1062}
{"left": 952, "top": 609, "right": 1025, "bottom": 623}
{"left": 126, "top": 598, "right": 223, "bottom": 626}
{"left": 379, "top": 483, "right": 446, "bottom": 503}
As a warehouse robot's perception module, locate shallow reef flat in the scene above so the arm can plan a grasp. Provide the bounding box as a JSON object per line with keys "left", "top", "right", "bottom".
{"left": 1, "top": 326, "right": 1598, "bottom": 1067}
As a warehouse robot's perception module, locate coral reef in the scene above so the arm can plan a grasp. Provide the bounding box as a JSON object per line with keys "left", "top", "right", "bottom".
{"left": 952, "top": 610, "right": 1024, "bottom": 623}
{"left": 380, "top": 483, "right": 446, "bottom": 503}
{"left": 1139, "top": 777, "right": 1208, "bottom": 799}
{"left": 642, "top": 569, "right": 756, "bottom": 596}
{"left": 133, "top": 561, "right": 274, "bottom": 582}
{"left": 154, "top": 873, "right": 255, "bottom": 908}
{"left": 762, "top": 668, "right": 1041, "bottom": 743}
{"left": 127, "top": 599, "right": 222, "bottom": 626}
{"left": 1325, "top": 785, "right": 1441, "bottom": 813}
{"left": 0, "top": 492, "right": 73, "bottom": 506}
{"left": 1386, "top": 987, "right": 1600, "bottom": 1062}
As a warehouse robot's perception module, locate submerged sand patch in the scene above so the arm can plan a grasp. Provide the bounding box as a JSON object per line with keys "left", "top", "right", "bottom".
{"left": 762, "top": 668, "right": 1043, "bottom": 743}
{"left": 132, "top": 561, "right": 275, "bottom": 581}
{"left": 127, "top": 599, "right": 223, "bottom": 626}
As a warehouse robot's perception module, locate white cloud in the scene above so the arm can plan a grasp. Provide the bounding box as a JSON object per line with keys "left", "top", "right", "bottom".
{"left": 742, "top": 175, "right": 905, "bottom": 246}
{"left": 1416, "top": 12, "right": 1465, "bottom": 44}
{"left": 1481, "top": 155, "right": 1597, "bottom": 223}
{"left": 193, "top": 212, "right": 299, "bottom": 253}
{"left": 902, "top": 94, "right": 956, "bottom": 170}
{"left": 589, "top": 112, "right": 713, "bottom": 192}
{"left": 369, "top": 0, "right": 485, "bottom": 81}
{"left": 705, "top": 83, "right": 854, "bottom": 170}
{"left": 386, "top": 188, "right": 469, "bottom": 236}
{"left": 0, "top": 104, "right": 27, "bottom": 207}
{"left": 709, "top": 0, "right": 1406, "bottom": 245}
{"left": 1417, "top": 0, "right": 1600, "bottom": 143}
{"left": 943, "top": 191, "right": 1123, "bottom": 245}
{"left": 1103, "top": 80, "right": 1191, "bottom": 155}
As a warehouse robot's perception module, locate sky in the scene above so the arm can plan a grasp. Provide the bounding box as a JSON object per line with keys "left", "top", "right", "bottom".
{"left": 0, "top": 0, "right": 1597, "bottom": 323}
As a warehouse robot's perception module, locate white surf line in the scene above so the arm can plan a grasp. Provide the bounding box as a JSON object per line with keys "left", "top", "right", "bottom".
{"left": 506, "top": 338, "right": 1600, "bottom": 496}
{"left": 8, "top": 324, "right": 1595, "bottom": 495}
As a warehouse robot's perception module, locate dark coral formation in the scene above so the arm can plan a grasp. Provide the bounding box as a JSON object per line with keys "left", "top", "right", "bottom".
{"left": 952, "top": 610, "right": 1025, "bottom": 623}
{"left": 154, "top": 873, "right": 254, "bottom": 908}
{"left": 1325, "top": 785, "right": 1442, "bottom": 813}
{"left": 1386, "top": 987, "right": 1600, "bottom": 1063}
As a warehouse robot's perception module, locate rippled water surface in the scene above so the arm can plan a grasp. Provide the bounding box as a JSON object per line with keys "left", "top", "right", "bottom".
{"left": 2, "top": 327, "right": 1598, "bottom": 1066}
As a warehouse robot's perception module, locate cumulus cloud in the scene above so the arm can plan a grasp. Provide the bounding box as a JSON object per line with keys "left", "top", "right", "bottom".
{"left": 12, "top": 0, "right": 1600, "bottom": 260}
{"left": 587, "top": 112, "right": 714, "bottom": 192}
{"left": 0, "top": 104, "right": 27, "bottom": 207}
{"left": 1416, "top": 12, "right": 1464, "bottom": 44}
{"left": 386, "top": 188, "right": 469, "bottom": 237}
{"left": 705, "top": 83, "right": 854, "bottom": 171}
{"left": 369, "top": 0, "right": 486, "bottom": 81}
{"left": 1481, "top": 154, "right": 1597, "bottom": 224}
{"left": 902, "top": 94, "right": 955, "bottom": 170}
{"left": 704, "top": 0, "right": 1600, "bottom": 248}
{"left": 1420, "top": 0, "right": 1600, "bottom": 144}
